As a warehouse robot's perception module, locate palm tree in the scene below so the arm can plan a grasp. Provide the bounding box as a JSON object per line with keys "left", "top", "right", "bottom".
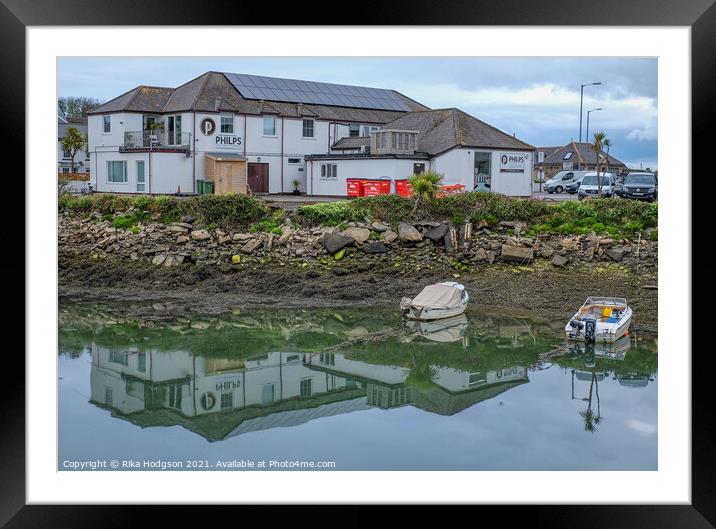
{"left": 408, "top": 170, "right": 443, "bottom": 214}
{"left": 60, "top": 127, "right": 87, "bottom": 174}
{"left": 591, "top": 131, "right": 608, "bottom": 194}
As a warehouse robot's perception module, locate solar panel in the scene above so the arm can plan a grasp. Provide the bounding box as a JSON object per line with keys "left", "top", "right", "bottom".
{"left": 224, "top": 72, "right": 411, "bottom": 112}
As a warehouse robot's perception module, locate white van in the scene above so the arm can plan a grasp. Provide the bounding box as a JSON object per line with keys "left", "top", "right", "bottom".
{"left": 578, "top": 172, "right": 615, "bottom": 199}
{"left": 544, "top": 170, "right": 591, "bottom": 194}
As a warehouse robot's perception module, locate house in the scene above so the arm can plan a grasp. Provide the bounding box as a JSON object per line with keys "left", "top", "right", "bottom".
{"left": 306, "top": 108, "right": 535, "bottom": 197}
{"left": 86, "top": 71, "right": 428, "bottom": 195}
{"left": 535, "top": 141, "right": 627, "bottom": 180}
{"left": 58, "top": 113, "right": 90, "bottom": 174}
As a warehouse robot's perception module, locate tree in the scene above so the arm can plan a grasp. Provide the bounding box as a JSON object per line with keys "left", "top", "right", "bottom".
{"left": 408, "top": 170, "right": 443, "bottom": 213}
{"left": 58, "top": 96, "right": 103, "bottom": 118}
{"left": 591, "top": 131, "right": 608, "bottom": 194}
{"left": 61, "top": 127, "right": 87, "bottom": 173}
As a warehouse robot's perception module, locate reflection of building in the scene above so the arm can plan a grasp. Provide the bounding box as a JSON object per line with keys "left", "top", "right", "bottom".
{"left": 90, "top": 344, "right": 529, "bottom": 441}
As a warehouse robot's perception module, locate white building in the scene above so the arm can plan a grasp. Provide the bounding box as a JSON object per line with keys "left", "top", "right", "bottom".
{"left": 308, "top": 108, "right": 535, "bottom": 197}
{"left": 58, "top": 113, "right": 90, "bottom": 174}
{"left": 87, "top": 72, "right": 534, "bottom": 197}
{"left": 86, "top": 71, "right": 428, "bottom": 195}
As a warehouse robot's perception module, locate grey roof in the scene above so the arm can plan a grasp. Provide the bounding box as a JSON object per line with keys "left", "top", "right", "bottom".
{"left": 332, "top": 136, "right": 371, "bottom": 149}
{"left": 89, "top": 86, "right": 175, "bottom": 114}
{"left": 539, "top": 141, "right": 626, "bottom": 167}
{"left": 381, "top": 108, "right": 534, "bottom": 155}
{"left": 89, "top": 72, "right": 429, "bottom": 125}
{"left": 58, "top": 119, "right": 88, "bottom": 140}
{"left": 306, "top": 152, "right": 430, "bottom": 161}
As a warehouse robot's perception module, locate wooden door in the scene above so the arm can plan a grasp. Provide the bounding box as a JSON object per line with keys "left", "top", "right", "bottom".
{"left": 247, "top": 163, "right": 269, "bottom": 193}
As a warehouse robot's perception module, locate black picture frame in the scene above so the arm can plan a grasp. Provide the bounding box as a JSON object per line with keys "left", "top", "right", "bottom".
{"left": 4, "top": 0, "right": 709, "bottom": 526}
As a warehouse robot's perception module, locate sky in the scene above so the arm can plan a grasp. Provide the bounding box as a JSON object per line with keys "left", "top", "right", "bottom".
{"left": 58, "top": 57, "right": 658, "bottom": 170}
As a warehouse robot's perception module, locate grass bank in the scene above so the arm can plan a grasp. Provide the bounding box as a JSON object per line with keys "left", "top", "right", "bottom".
{"left": 58, "top": 191, "right": 658, "bottom": 239}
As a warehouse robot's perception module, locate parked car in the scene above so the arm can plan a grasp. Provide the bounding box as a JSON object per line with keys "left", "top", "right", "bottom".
{"left": 578, "top": 172, "right": 615, "bottom": 199}
{"left": 565, "top": 174, "right": 588, "bottom": 194}
{"left": 617, "top": 172, "right": 657, "bottom": 201}
{"left": 543, "top": 170, "right": 590, "bottom": 194}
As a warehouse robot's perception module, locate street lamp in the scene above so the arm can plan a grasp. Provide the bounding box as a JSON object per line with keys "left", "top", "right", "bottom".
{"left": 579, "top": 82, "right": 602, "bottom": 143}
{"left": 585, "top": 108, "right": 603, "bottom": 145}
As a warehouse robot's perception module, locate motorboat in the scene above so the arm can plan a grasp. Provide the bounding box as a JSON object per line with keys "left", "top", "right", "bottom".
{"left": 568, "top": 334, "right": 632, "bottom": 361}
{"left": 565, "top": 296, "right": 632, "bottom": 343}
{"left": 400, "top": 282, "right": 469, "bottom": 321}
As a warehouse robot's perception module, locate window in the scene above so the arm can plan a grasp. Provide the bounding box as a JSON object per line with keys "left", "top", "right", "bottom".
{"left": 263, "top": 115, "right": 276, "bottom": 136}
{"left": 107, "top": 161, "right": 127, "bottom": 183}
{"left": 413, "top": 163, "right": 425, "bottom": 174}
{"left": 302, "top": 119, "right": 314, "bottom": 138}
{"left": 287, "top": 157, "right": 302, "bottom": 164}
{"left": 105, "top": 387, "right": 113, "bottom": 406}
{"left": 300, "top": 378, "right": 313, "bottom": 397}
{"left": 109, "top": 350, "right": 128, "bottom": 366}
{"left": 167, "top": 115, "right": 182, "bottom": 145}
{"left": 469, "top": 372, "right": 486, "bottom": 386}
{"left": 391, "top": 132, "right": 397, "bottom": 149}
{"left": 474, "top": 152, "right": 491, "bottom": 187}
{"left": 102, "top": 115, "right": 111, "bottom": 133}
{"left": 61, "top": 167, "right": 70, "bottom": 174}
{"left": 349, "top": 124, "right": 360, "bottom": 137}
{"left": 168, "top": 384, "right": 182, "bottom": 410}
{"left": 564, "top": 152, "right": 573, "bottom": 160}
{"left": 220, "top": 392, "right": 233, "bottom": 410}
{"left": 261, "top": 383, "right": 275, "bottom": 404}
{"left": 62, "top": 149, "right": 70, "bottom": 159}
{"left": 137, "top": 352, "right": 146, "bottom": 373}
{"left": 321, "top": 164, "right": 337, "bottom": 179}
{"left": 220, "top": 113, "right": 234, "bottom": 134}
{"left": 362, "top": 125, "right": 378, "bottom": 137}
{"left": 136, "top": 161, "right": 145, "bottom": 192}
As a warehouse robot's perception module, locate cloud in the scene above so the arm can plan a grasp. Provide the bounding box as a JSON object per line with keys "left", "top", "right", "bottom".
{"left": 627, "top": 419, "right": 657, "bottom": 436}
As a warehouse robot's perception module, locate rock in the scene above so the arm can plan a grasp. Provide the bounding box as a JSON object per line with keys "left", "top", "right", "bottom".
{"left": 361, "top": 241, "right": 388, "bottom": 254}
{"left": 218, "top": 235, "right": 231, "bottom": 245}
{"left": 551, "top": 254, "right": 569, "bottom": 267}
{"left": 444, "top": 227, "right": 458, "bottom": 254}
{"left": 539, "top": 246, "right": 555, "bottom": 258}
{"left": 383, "top": 230, "right": 398, "bottom": 243}
{"left": 231, "top": 255, "right": 241, "bottom": 264}
{"left": 425, "top": 223, "right": 449, "bottom": 242}
{"left": 471, "top": 249, "right": 489, "bottom": 262}
{"left": 561, "top": 237, "right": 581, "bottom": 251}
{"left": 166, "top": 224, "right": 189, "bottom": 234}
{"left": 164, "top": 254, "right": 185, "bottom": 267}
{"left": 606, "top": 246, "right": 626, "bottom": 262}
{"left": 371, "top": 222, "right": 390, "bottom": 232}
{"left": 130, "top": 252, "right": 139, "bottom": 261}
{"left": 398, "top": 223, "right": 422, "bottom": 242}
{"left": 323, "top": 233, "right": 354, "bottom": 254}
{"left": 176, "top": 235, "right": 189, "bottom": 244}
{"left": 341, "top": 227, "right": 371, "bottom": 244}
{"left": 334, "top": 248, "right": 347, "bottom": 261}
{"left": 599, "top": 238, "right": 614, "bottom": 248}
{"left": 180, "top": 216, "right": 195, "bottom": 224}
{"left": 151, "top": 254, "right": 166, "bottom": 266}
{"left": 191, "top": 229, "right": 211, "bottom": 241}
{"left": 232, "top": 233, "right": 255, "bottom": 241}
{"left": 241, "top": 239, "right": 261, "bottom": 254}
{"left": 501, "top": 244, "right": 534, "bottom": 263}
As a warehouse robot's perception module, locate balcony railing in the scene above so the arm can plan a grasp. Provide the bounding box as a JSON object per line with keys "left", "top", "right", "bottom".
{"left": 122, "top": 130, "right": 191, "bottom": 151}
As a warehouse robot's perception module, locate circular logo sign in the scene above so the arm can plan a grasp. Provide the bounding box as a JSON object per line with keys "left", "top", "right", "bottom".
{"left": 200, "top": 392, "right": 216, "bottom": 410}
{"left": 200, "top": 118, "right": 216, "bottom": 136}
{"left": 501, "top": 155, "right": 508, "bottom": 165}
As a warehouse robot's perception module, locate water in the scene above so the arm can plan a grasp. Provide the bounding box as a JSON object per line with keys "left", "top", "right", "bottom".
{"left": 58, "top": 303, "right": 658, "bottom": 471}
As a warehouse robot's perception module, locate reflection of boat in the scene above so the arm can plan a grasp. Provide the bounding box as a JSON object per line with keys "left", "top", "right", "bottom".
{"left": 403, "top": 314, "right": 469, "bottom": 343}
{"left": 565, "top": 296, "right": 632, "bottom": 343}
{"left": 615, "top": 373, "right": 653, "bottom": 387}
{"left": 400, "top": 282, "right": 469, "bottom": 320}
{"left": 569, "top": 335, "right": 632, "bottom": 361}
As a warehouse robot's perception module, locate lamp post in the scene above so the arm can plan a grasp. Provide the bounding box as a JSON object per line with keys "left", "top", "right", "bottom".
{"left": 579, "top": 82, "right": 602, "bottom": 143}
{"left": 585, "top": 108, "right": 603, "bottom": 145}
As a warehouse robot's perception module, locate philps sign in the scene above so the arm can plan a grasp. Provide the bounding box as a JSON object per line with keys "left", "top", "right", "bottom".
{"left": 216, "top": 135, "right": 242, "bottom": 146}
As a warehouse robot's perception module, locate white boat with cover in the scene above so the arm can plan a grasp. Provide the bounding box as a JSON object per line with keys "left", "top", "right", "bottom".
{"left": 565, "top": 296, "right": 632, "bottom": 343}
{"left": 400, "top": 282, "right": 469, "bottom": 321}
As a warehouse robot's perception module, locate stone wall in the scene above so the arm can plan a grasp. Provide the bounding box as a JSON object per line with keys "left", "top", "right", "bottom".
{"left": 58, "top": 212, "right": 658, "bottom": 271}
